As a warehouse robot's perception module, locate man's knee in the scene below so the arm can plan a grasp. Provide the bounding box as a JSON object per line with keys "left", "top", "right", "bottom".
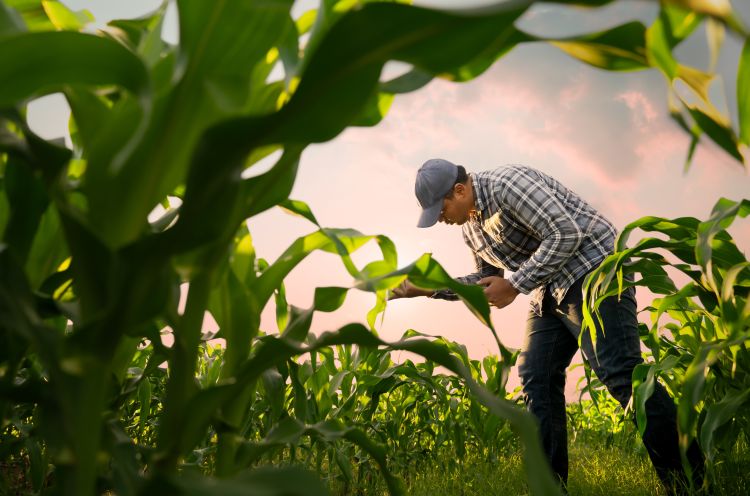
{"left": 519, "top": 354, "right": 566, "bottom": 405}
{"left": 608, "top": 382, "right": 633, "bottom": 409}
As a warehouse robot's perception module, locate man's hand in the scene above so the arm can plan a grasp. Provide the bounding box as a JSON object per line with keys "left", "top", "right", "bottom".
{"left": 478, "top": 276, "right": 519, "bottom": 309}
{"left": 389, "top": 280, "right": 434, "bottom": 300}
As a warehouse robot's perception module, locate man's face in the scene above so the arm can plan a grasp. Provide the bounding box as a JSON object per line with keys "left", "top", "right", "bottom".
{"left": 438, "top": 183, "right": 473, "bottom": 226}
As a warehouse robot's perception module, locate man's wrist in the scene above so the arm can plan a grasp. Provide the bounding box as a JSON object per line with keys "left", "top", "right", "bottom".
{"left": 506, "top": 276, "right": 525, "bottom": 295}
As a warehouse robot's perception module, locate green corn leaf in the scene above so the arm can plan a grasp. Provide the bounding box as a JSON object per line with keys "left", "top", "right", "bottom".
{"left": 314, "top": 286, "right": 348, "bottom": 312}
{"left": 84, "top": 0, "right": 294, "bottom": 248}
{"left": 208, "top": 265, "right": 257, "bottom": 378}
{"left": 351, "top": 91, "right": 395, "bottom": 128}
{"left": 159, "top": 142, "right": 301, "bottom": 272}
{"left": 105, "top": 420, "right": 142, "bottom": 496}
{"left": 261, "top": 368, "right": 286, "bottom": 422}
{"left": 41, "top": 0, "right": 93, "bottom": 31}
{"left": 662, "top": 3, "right": 703, "bottom": 46}
{"left": 683, "top": 129, "right": 701, "bottom": 172}
{"left": 241, "top": 143, "right": 304, "bottom": 220}
{"left": 105, "top": 3, "right": 167, "bottom": 67}
{"left": 2, "top": 156, "right": 49, "bottom": 267}
{"left": 631, "top": 364, "right": 656, "bottom": 437}
{"left": 177, "top": 0, "right": 293, "bottom": 82}
{"left": 275, "top": 282, "right": 290, "bottom": 332}
{"left": 327, "top": 370, "right": 350, "bottom": 397}
{"left": 720, "top": 261, "right": 750, "bottom": 306}
{"left": 686, "top": 107, "right": 743, "bottom": 163}
{"left": 696, "top": 198, "right": 750, "bottom": 291}
{"left": 255, "top": 326, "right": 559, "bottom": 494}
{"left": 543, "top": 0, "right": 617, "bottom": 5}
{"left": 297, "top": 0, "right": 409, "bottom": 77}
{"left": 616, "top": 215, "right": 700, "bottom": 251}
{"left": 334, "top": 448, "right": 354, "bottom": 482}
{"left": 24, "top": 438, "right": 44, "bottom": 491}
{"left": 677, "top": 347, "right": 713, "bottom": 446}
{"left": 173, "top": 383, "right": 236, "bottom": 457}
{"left": 0, "top": 245, "right": 60, "bottom": 361}
{"left": 663, "top": 0, "right": 745, "bottom": 33}
{"left": 288, "top": 361, "right": 309, "bottom": 422}
{"left": 159, "top": 465, "right": 330, "bottom": 496}
{"left": 137, "top": 378, "right": 152, "bottom": 439}
{"left": 232, "top": 325, "right": 556, "bottom": 494}
{"left": 700, "top": 388, "right": 750, "bottom": 460}
{"left": 380, "top": 68, "right": 433, "bottom": 94}
{"left": 282, "top": 306, "right": 314, "bottom": 343}
{"left": 236, "top": 416, "right": 405, "bottom": 494}
{"left": 550, "top": 22, "right": 649, "bottom": 71}
{"left": 665, "top": 0, "right": 729, "bottom": 16}
{"left": 0, "top": 31, "right": 149, "bottom": 107}
{"left": 275, "top": 2, "right": 530, "bottom": 144}
{"left": 278, "top": 12, "right": 300, "bottom": 86}
{"left": 359, "top": 253, "right": 509, "bottom": 359}
{"left": 253, "top": 229, "right": 372, "bottom": 309}
{"left": 280, "top": 198, "right": 320, "bottom": 226}
{"left": 0, "top": 2, "right": 26, "bottom": 37}
{"left": 706, "top": 18, "right": 724, "bottom": 72}
{"left": 646, "top": 5, "right": 697, "bottom": 78}
{"left": 3, "top": 0, "right": 53, "bottom": 33}
{"left": 738, "top": 38, "right": 750, "bottom": 145}
{"left": 230, "top": 227, "right": 257, "bottom": 287}
{"left": 64, "top": 88, "right": 114, "bottom": 157}
{"left": 25, "top": 205, "right": 67, "bottom": 290}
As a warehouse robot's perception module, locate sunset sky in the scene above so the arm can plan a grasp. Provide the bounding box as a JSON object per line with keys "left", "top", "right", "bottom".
{"left": 29, "top": 0, "right": 750, "bottom": 398}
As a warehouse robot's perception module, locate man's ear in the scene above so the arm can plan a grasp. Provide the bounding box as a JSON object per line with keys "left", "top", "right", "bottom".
{"left": 454, "top": 182, "right": 466, "bottom": 196}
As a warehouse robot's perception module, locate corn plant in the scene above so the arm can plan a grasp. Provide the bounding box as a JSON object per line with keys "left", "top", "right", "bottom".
{"left": 584, "top": 197, "right": 750, "bottom": 484}
{"left": 121, "top": 333, "right": 521, "bottom": 493}
{"left": 1, "top": 0, "right": 749, "bottom": 495}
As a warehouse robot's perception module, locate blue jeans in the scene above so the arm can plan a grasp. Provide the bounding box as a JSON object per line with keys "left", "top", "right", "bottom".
{"left": 517, "top": 274, "right": 703, "bottom": 493}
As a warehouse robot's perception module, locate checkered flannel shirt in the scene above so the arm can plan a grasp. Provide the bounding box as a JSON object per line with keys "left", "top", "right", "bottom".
{"left": 432, "top": 165, "right": 617, "bottom": 316}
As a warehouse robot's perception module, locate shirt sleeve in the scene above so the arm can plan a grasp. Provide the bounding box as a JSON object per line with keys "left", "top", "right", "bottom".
{"left": 500, "top": 168, "right": 583, "bottom": 294}
{"left": 431, "top": 249, "right": 504, "bottom": 301}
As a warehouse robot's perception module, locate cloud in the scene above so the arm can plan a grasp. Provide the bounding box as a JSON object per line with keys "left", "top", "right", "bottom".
{"left": 616, "top": 90, "right": 659, "bottom": 131}
{"left": 559, "top": 75, "right": 589, "bottom": 109}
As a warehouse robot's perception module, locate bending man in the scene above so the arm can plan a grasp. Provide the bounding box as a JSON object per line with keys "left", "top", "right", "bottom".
{"left": 390, "top": 158, "right": 703, "bottom": 494}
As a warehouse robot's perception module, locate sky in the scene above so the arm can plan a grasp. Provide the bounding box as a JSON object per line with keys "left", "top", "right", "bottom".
{"left": 27, "top": 0, "right": 750, "bottom": 399}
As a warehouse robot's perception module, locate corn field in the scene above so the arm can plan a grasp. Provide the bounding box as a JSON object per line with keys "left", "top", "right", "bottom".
{"left": 1, "top": 0, "right": 749, "bottom": 495}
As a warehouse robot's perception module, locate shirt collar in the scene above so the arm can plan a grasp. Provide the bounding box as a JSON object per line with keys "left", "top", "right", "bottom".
{"left": 470, "top": 172, "right": 489, "bottom": 222}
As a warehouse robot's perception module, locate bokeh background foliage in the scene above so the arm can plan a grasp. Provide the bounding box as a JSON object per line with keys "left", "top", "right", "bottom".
{"left": 0, "top": 0, "right": 748, "bottom": 495}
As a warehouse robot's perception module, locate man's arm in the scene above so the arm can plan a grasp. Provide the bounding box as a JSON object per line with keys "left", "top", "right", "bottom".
{"left": 390, "top": 256, "right": 502, "bottom": 300}
{"left": 498, "top": 167, "right": 584, "bottom": 294}
{"left": 431, "top": 255, "right": 502, "bottom": 300}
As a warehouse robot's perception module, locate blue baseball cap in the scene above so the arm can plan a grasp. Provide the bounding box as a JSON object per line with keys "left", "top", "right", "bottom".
{"left": 415, "top": 158, "right": 459, "bottom": 228}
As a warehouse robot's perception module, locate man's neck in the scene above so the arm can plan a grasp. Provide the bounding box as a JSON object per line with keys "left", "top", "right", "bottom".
{"left": 468, "top": 176, "right": 479, "bottom": 219}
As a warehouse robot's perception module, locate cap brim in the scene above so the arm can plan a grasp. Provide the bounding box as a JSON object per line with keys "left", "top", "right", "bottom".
{"left": 417, "top": 201, "right": 442, "bottom": 228}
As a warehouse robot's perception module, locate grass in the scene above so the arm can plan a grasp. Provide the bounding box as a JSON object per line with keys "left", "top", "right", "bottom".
{"left": 327, "top": 429, "right": 750, "bottom": 496}
{"left": 3, "top": 428, "right": 748, "bottom": 495}
{"left": 390, "top": 439, "right": 661, "bottom": 496}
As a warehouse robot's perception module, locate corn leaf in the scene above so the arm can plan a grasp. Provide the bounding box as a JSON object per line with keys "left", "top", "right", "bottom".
{"left": 738, "top": 39, "right": 750, "bottom": 145}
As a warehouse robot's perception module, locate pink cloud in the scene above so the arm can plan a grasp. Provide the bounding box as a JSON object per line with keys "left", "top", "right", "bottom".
{"left": 616, "top": 90, "right": 658, "bottom": 131}
{"left": 559, "top": 76, "right": 589, "bottom": 109}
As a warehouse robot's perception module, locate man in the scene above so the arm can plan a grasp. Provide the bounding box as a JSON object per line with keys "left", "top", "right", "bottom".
{"left": 390, "top": 158, "right": 703, "bottom": 494}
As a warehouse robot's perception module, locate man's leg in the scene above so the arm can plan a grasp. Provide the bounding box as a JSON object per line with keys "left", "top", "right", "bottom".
{"left": 559, "top": 276, "right": 704, "bottom": 494}
{"left": 517, "top": 297, "right": 579, "bottom": 486}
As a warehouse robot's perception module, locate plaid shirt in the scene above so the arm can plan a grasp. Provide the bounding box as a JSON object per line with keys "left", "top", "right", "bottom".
{"left": 432, "top": 165, "right": 617, "bottom": 316}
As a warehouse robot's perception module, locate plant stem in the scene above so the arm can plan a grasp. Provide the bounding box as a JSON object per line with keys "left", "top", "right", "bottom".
{"left": 156, "top": 271, "right": 212, "bottom": 471}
